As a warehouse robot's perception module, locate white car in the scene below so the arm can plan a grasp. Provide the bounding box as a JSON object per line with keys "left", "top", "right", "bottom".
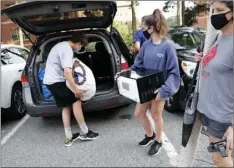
{"left": 1, "top": 44, "right": 29, "bottom": 119}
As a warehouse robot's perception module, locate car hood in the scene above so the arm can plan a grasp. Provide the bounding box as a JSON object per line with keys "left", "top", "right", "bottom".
{"left": 177, "top": 48, "right": 197, "bottom": 62}
{"left": 1, "top": 1, "right": 117, "bottom": 36}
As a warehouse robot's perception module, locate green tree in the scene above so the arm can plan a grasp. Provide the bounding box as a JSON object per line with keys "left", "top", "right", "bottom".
{"left": 113, "top": 21, "right": 133, "bottom": 48}
{"left": 184, "top": 7, "right": 197, "bottom": 26}
{"left": 166, "top": 16, "right": 177, "bottom": 27}
{"left": 163, "top": 1, "right": 209, "bottom": 26}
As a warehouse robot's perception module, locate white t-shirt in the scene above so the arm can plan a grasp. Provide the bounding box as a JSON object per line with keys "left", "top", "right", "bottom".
{"left": 43, "top": 41, "right": 73, "bottom": 85}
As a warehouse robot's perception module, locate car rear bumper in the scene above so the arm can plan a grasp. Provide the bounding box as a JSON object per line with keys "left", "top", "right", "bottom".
{"left": 23, "top": 87, "right": 132, "bottom": 117}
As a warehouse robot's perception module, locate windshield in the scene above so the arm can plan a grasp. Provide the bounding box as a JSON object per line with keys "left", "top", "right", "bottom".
{"left": 168, "top": 31, "right": 201, "bottom": 50}
{"left": 1, "top": 48, "right": 27, "bottom": 65}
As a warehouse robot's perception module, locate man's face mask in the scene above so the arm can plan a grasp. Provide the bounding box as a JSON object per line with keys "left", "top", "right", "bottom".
{"left": 143, "top": 27, "right": 153, "bottom": 39}
{"left": 73, "top": 45, "right": 82, "bottom": 54}
{"left": 211, "top": 11, "right": 233, "bottom": 30}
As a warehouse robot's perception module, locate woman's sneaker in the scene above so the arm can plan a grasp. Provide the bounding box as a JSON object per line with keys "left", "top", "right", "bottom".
{"left": 78, "top": 130, "right": 99, "bottom": 141}
{"left": 65, "top": 133, "right": 80, "bottom": 147}
{"left": 148, "top": 140, "right": 162, "bottom": 156}
{"left": 139, "top": 132, "right": 156, "bottom": 146}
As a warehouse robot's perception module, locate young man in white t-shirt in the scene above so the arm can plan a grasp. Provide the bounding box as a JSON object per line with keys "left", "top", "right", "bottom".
{"left": 43, "top": 34, "right": 99, "bottom": 147}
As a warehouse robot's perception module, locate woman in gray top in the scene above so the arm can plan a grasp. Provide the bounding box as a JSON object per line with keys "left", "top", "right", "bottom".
{"left": 195, "top": 1, "right": 233, "bottom": 167}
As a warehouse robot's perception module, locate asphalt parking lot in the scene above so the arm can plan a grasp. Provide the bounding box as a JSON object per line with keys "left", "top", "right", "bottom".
{"left": 2, "top": 103, "right": 214, "bottom": 167}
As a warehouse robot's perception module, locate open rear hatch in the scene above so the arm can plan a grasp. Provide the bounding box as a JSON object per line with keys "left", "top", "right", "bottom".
{"left": 1, "top": 1, "right": 117, "bottom": 35}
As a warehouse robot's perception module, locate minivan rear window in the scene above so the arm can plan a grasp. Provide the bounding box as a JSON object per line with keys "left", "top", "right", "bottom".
{"left": 2, "top": 1, "right": 116, "bottom": 35}
{"left": 24, "top": 9, "right": 104, "bottom": 22}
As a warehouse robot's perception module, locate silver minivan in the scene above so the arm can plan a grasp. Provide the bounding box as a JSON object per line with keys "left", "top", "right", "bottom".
{"left": 2, "top": 1, "right": 133, "bottom": 117}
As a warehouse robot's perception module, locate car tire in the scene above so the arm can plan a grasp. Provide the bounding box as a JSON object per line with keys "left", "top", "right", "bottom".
{"left": 164, "top": 92, "right": 180, "bottom": 113}
{"left": 9, "top": 84, "right": 26, "bottom": 119}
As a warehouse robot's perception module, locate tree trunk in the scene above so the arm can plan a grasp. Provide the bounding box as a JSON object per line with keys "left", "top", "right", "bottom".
{"left": 15, "top": 0, "right": 24, "bottom": 47}
{"left": 182, "top": 1, "right": 185, "bottom": 25}
{"left": 18, "top": 28, "right": 24, "bottom": 47}
{"left": 131, "top": 1, "right": 137, "bottom": 37}
{"left": 177, "top": 0, "right": 182, "bottom": 26}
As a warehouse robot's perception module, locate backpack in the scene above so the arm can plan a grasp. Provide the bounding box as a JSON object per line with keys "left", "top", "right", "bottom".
{"left": 38, "top": 64, "right": 54, "bottom": 100}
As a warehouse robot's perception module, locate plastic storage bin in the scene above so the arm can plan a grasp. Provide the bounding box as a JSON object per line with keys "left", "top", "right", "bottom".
{"left": 116, "top": 68, "right": 164, "bottom": 104}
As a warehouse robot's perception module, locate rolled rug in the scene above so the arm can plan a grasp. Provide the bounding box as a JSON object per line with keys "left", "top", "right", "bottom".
{"left": 66, "top": 58, "right": 96, "bottom": 101}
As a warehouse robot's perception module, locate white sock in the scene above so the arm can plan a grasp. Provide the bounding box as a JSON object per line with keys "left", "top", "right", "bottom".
{"left": 65, "top": 127, "right": 72, "bottom": 139}
{"left": 79, "top": 124, "right": 88, "bottom": 134}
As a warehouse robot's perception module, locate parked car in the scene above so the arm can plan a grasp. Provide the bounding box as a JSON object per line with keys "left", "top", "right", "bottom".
{"left": 2, "top": 1, "right": 134, "bottom": 117}
{"left": 1, "top": 44, "right": 29, "bottom": 119}
{"left": 165, "top": 26, "right": 203, "bottom": 113}
{"left": 194, "top": 28, "right": 206, "bottom": 36}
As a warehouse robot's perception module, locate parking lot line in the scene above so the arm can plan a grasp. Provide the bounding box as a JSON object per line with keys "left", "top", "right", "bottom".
{"left": 146, "top": 110, "right": 179, "bottom": 166}
{"left": 1, "top": 114, "right": 30, "bottom": 146}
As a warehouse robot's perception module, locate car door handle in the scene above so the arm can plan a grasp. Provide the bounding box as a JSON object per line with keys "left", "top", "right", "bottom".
{"left": 18, "top": 69, "right": 23, "bottom": 72}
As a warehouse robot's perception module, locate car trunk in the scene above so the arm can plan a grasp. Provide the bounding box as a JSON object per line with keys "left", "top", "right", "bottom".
{"left": 1, "top": 1, "right": 117, "bottom": 35}
{"left": 34, "top": 31, "right": 115, "bottom": 102}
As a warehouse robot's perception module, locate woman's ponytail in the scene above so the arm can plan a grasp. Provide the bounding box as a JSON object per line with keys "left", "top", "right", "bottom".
{"left": 152, "top": 9, "right": 168, "bottom": 37}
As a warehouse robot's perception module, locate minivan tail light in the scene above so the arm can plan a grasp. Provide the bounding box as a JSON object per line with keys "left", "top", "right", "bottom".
{"left": 121, "top": 62, "right": 129, "bottom": 70}
{"left": 21, "top": 75, "right": 28, "bottom": 83}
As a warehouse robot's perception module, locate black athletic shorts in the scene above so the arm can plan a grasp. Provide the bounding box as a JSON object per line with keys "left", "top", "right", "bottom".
{"left": 46, "top": 82, "right": 79, "bottom": 108}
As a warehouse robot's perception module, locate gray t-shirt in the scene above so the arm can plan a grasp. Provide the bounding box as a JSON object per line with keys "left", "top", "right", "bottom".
{"left": 43, "top": 41, "right": 73, "bottom": 85}
{"left": 197, "top": 34, "right": 233, "bottom": 124}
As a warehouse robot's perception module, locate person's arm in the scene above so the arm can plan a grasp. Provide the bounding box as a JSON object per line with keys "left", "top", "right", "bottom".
{"left": 134, "top": 43, "right": 141, "bottom": 54}
{"left": 59, "top": 48, "right": 77, "bottom": 90}
{"left": 133, "top": 31, "right": 141, "bottom": 54}
{"left": 59, "top": 48, "right": 85, "bottom": 98}
{"left": 129, "top": 43, "right": 145, "bottom": 71}
{"left": 157, "top": 43, "right": 180, "bottom": 100}
{"left": 64, "top": 68, "right": 78, "bottom": 92}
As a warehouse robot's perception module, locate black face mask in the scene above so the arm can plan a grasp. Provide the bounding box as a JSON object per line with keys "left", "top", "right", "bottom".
{"left": 143, "top": 28, "right": 151, "bottom": 39}
{"left": 211, "top": 11, "right": 232, "bottom": 30}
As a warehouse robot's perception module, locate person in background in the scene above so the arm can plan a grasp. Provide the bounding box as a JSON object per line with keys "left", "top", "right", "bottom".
{"left": 129, "top": 9, "right": 180, "bottom": 156}
{"left": 195, "top": 1, "right": 233, "bottom": 167}
{"left": 132, "top": 15, "right": 149, "bottom": 55}
{"left": 43, "top": 34, "right": 99, "bottom": 147}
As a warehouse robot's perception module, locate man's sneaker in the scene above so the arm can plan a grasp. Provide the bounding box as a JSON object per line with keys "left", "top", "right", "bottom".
{"left": 78, "top": 130, "right": 99, "bottom": 141}
{"left": 148, "top": 140, "right": 162, "bottom": 156}
{"left": 65, "top": 133, "right": 80, "bottom": 147}
{"left": 139, "top": 132, "right": 156, "bottom": 146}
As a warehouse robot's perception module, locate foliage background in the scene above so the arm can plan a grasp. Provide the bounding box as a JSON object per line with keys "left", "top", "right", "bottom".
{"left": 113, "top": 21, "right": 133, "bottom": 48}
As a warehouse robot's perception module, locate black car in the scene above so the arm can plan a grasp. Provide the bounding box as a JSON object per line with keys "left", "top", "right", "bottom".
{"left": 194, "top": 28, "right": 206, "bottom": 37}
{"left": 165, "top": 26, "right": 203, "bottom": 113}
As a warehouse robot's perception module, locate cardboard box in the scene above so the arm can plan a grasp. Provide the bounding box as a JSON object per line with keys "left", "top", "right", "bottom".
{"left": 117, "top": 68, "right": 164, "bottom": 104}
